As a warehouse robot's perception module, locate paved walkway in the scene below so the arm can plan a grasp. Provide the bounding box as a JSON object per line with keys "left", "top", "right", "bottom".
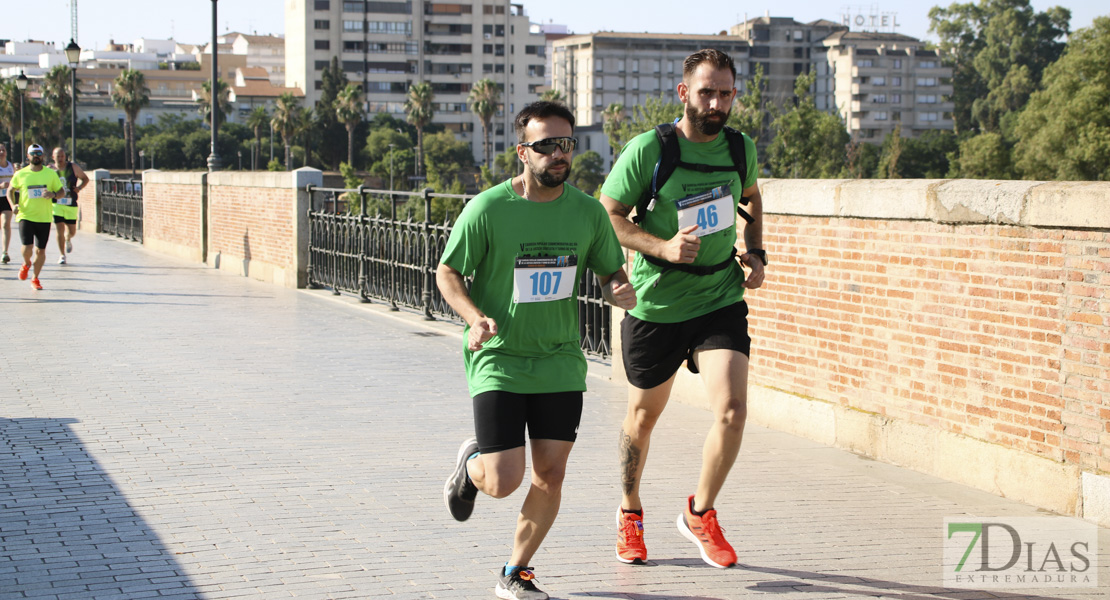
{"left": 1, "top": 233, "right": 1107, "bottom": 600}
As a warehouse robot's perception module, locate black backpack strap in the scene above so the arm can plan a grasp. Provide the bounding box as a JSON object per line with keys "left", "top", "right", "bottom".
{"left": 723, "top": 127, "right": 754, "bottom": 224}
{"left": 642, "top": 246, "right": 739, "bottom": 277}
{"left": 632, "top": 123, "right": 680, "bottom": 224}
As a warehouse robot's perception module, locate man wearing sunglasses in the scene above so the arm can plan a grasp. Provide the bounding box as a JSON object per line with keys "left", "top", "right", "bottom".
{"left": 600, "top": 48, "right": 765, "bottom": 569}
{"left": 438, "top": 101, "right": 636, "bottom": 600}
{"left": 8, "top": 144, "right": 66, "bottom": 290}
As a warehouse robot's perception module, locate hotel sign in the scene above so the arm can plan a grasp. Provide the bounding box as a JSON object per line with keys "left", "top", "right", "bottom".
{"left": 841, "top": 7, "right": 901, "bottom": 32}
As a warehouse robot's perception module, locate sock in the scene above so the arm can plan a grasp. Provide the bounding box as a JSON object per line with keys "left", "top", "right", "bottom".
{"left": 690, "top": 497, "right": 710, "bottom": 516}
{"left": 621, "top": 508, "right": 643, "bottom": 517}
{"left": 504, "top": 564, "right": 525, "bottom": 577}
{"left": 466, "top": 451, "right": 480, "bottom": 483}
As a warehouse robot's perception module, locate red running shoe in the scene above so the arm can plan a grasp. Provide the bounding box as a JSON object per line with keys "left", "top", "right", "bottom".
{"left": 616, "top": 508, "right": 647, "bottom": 564}
{"left": 676, "top": 495, "right": 736, "bottom": 568}
{"left": 31, "top": 278, "right": 43, "bottom": 290}
{"left": 18, "top": 264, "right": 29, "bottom": 280}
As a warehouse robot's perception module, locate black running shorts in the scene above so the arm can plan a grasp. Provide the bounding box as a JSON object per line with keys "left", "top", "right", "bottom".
{"left": 18, "top": 220, "right": 51, "bottom": 249}
{"left": 53, "top": 215, "right": 77, "bottom": 225}
{"left": 621, "top": 301, "right": 751, "bottom": 390}
{"left": 0, "top": 197, "right": 11, "bottom": 212}
{"left": 472, "top": 390, "right": 583, "bottom": 454}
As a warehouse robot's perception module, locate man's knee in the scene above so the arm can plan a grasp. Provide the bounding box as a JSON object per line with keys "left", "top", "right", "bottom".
{"left": 482, "top": 468, "right": 524, "bottom": 498}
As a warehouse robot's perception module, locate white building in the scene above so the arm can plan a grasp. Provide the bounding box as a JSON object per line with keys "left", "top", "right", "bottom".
{"left": 285, "top": 0, "right": 548, "bottom": 165}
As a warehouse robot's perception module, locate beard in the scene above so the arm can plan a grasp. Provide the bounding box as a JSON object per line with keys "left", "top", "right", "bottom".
{"left": 31, "top": 156, "right": 43, "bottom": 166}
{"left": 528, "top": 157, "right": 571, "bottom": 188}
{"left": 686, "top": 103, "right": 731, "bottom": 136}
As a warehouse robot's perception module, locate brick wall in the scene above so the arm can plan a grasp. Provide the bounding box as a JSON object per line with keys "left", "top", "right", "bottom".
{"left": 143, "top": 173, "right": 205, "bottom": 263}
{"left": 207, "top": 175, "right": 296, "bottom": 281}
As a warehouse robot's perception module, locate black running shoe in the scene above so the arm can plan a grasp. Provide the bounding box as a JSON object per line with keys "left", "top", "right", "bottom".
{"left": 495, "top": 567, "right": 548, "bottom": 600}
{"left": 444, "top": 438, "right": 479, "bottom": 521}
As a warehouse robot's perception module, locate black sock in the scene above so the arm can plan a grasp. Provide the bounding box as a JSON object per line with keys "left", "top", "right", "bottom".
{"left": 690, "top": 497, "right": 710, "bottom": 516}
{"left": 621, "top": 508, "right": 643, "bottom": 517}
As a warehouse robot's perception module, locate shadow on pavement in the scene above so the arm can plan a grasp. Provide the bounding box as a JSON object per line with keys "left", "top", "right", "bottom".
{"left": 741, "top": 564, "right": 1079, "bottom": 600}
{"left": 0, "top": 418, "right": 203, "bottom": 599}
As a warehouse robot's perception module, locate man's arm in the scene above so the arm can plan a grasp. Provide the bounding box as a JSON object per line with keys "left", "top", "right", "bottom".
{"left": 737, "top": 183, "right": 765, "bottom": 290}
{"left": 435, "top": 262, "right": 497, "bottom": 351}
{"left": 599, "top": 194, "right": 701, "bottom": 264}
{"left": 73, "top": 163, "right": 90, "bottom": 194}
{"left": 596, "top": 268, "right": 637, "bottom": 310}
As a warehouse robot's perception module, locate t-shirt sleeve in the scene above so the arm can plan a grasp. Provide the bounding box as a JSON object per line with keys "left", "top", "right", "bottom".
{"left": 599, "top": 130, "right": 658, "bottom": 207}
{"left": 49, "top": 171, "right": 64, "bottom": 192}
{"left": 586, "top": 200, "right": 627, "bottom": 277}
{"left": 439, "top": 199, "right": 487, "bottom": 277}
{"left": 742, "top": 133, "right": 759, "bottom": 190}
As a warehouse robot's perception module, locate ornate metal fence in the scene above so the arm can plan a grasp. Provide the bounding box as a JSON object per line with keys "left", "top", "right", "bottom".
{"left": 306, "top": 186, "right": 613, "bottom": 359}
{"left": 98, "top": 178, "right": 143, "bottom": 242}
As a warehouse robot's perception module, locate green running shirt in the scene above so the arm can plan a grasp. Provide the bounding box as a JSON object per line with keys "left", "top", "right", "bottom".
{"left": 10, "top": 167, "right": 64, "bottom": 224}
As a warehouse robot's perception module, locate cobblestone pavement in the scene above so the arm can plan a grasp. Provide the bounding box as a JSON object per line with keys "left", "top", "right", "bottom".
{"left": 2, "top": 233, "right": 1107, "bottom": 600}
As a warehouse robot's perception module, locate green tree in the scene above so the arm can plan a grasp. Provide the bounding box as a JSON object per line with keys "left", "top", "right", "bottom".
{"left": 196, "top": 78, "right": 232, "bottom": 129}
{"left": 601, "top": 103, "right": 626, "bottom": 158}
{"left": 948, "top": 131, "right": 1014, "bottom": 179}
{"left": 875, "top": 124, "right": 905, "bottom": 178}
{"left": 467, "top": 78, "right": 500, "bottom": 169}
{"left": 32, "top": 104, "right": 65, "bottom": 151}
{"left": 270, "top": 92, "right": 300, "bottom": 170}
{"left": 728, "top": 63, "right": 766, "bottom": 144}
{"left": 898, "top": 130, "right": 960, "bottom": 178}
{"left": 311, "top": 57, "right": 349, "bottom": 169}
{"left": 0, "top": 81, "right": 20, "bottom": 152}
{"left": 540, "top": 89, "right": 567, "bottom": 105}
{"left": 335, "top": 83, "right": 365, "bottom": 168}
{"left": 246, "top": 106, "right": 269, "bottom": 170}
{"left": 1013, "top": 17, "right": 1110, "bottom": 181}
{"left": 404, "top": 81, "right": 434, "bottom": 177}
{"left": 569, "top": 150, "right": 605, "bottom": 195}
{"left": 41, "top": 65, "right": 73, "bottom": 149}
{"left": 767, "top": 71, "right": 850, "bottom": 178}
{"left": 110, "top": 69, "right": 150, "bottom": 172}
{"left": 929, "top": 0, "right": 1070, "bottom": 134}
{"left": 615, "top": 94, "right": 683, "bottom": 149}
{"left": 845, "top": 140, "right": 881, "bottom": 179}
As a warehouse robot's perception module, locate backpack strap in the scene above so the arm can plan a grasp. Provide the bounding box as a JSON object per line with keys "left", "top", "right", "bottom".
{"left": 632, "top": 123, "right": 680, "bottom": 224}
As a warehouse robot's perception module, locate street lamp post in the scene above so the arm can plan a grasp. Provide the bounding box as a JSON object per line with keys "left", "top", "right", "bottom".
{"left": 206, "top": 0, "right": 221, "bottom": 172}
{"left": 388, "top": 143, "right": 395, "bottom": 192}
{"left": 237, "top": 150, "right": 242, "bottom": 170}
{"left": 269, "top": 121, "right": 274, "bottom": 164}
{"left": 16, "top": 72, "right": 28, "bottom": 163}
{"left": 64, "top": 40, "right": 81, "bottom": 163}
{"left": 139, "top": 150, "right": 145, "bottom": 171}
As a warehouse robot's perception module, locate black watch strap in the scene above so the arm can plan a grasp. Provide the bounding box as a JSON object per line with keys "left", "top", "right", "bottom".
{"left": 747, "top": 248, "right": 768, "bottom": 266}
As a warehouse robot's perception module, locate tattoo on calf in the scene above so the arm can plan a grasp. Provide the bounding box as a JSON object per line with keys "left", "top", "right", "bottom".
{"left": 619, "top": 431, "right": 641, "bottom": 496}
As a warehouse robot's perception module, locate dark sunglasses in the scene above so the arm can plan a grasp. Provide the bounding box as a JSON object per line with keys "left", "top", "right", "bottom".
{"left": 28, "top": 151, "right": 43, "bottom": 157}
{"left": 520, "top": 137, "right": 577, "bottom": 155}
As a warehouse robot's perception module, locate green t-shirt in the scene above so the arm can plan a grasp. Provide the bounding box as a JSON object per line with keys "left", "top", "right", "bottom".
{"left": 440, "top": 179, "right": 626, "bottom": 397}
{"left": 10, "top": 166, "right": 64, "bottom": 224}
{"left": 601, "top": 126, "right": 758, "bottom": 323}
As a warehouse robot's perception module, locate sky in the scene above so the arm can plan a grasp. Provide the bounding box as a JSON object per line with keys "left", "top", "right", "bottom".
{"left": 0, "top": 0, "right": 1103, "bottom": 51}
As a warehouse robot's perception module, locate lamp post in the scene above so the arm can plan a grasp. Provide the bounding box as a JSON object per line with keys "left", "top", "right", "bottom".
{"left": 64, "top": 40, "right": 81, "bottom": 163}
{"left": 139, "top": 150, "right": 145, "bottom": 171}
{"left": 237, "top": 150, "right": 242, "bottom": 170}
{"left": 206, "top": 0, "right": 221, "bottom": 172}
{"left": 388, "top": 143, "right": 395, "bottom": 192}
{"left": 16, "top": 72, "right": 28, "bottom": 164}
{"left": 269, "top": 120, "right": 274, "bottom": 164}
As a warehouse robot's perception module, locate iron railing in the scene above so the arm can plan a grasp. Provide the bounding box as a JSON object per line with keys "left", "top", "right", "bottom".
{"left": 306, "top": 186, "right": 613, "bottom": 359}
{"left": 98, "top": 178, "right": 143, "bottom": 242}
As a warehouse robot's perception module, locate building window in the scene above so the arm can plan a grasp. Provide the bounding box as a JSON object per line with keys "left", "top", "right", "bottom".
{"left": 343, "top": 1, "right": 363, "bottom": 11}
{"left": 344, "top": 41, "right": 365, "bottom": 51}
{"left": 314, "top": 19, "right": 330, "bottom": 30}
{"left": 919, "top": 60, "right": 938, "bottom": 68}
{"left": 874, "top": 111, "right": 888, "bottom": 121}
{"left": 344, "top": 20, "right": 364, "bottom": 31}
{"left": 632, "top": 59, "right": 639, "bottom": 73}
{"left": 596, "top": 58, "right": 603, "bottom": 72}
{"left": 315, "top": 60, "right": 330, "bottom": 70}
{"left": 367, "top": 21, "right": 412, "bottom": 34}
{"left": 872, "top": 76, "right": 885, "bottom": 86}
{"left": 595, "top": 78, "right": 602, "bottom": 89}
{"left": 483, "top": 63, "right": 493, "bottom": 73}
{"left": 315, "top": 80, "right": 323, "bottom": 90}
{"left": 483, "top": 44, "right": 492, "bottom": 54}
{"left": 921, "top": 112, "right": 940, "bottom": 122}
{"left": 871, "top": 94, "right": 886, "bottom": 103}
{"left": 916, "top": 94, "right": 938, "bottom": 103}
{"left": 917, "top": 77, "right": 938, "bottom": 87}
{"left": 315, "top": 0, "right": 330, "bottom": 9}
{"left": 858, "top": 59, "right": 873, "bottom": 67}
{"left": 618, "top": 59, "right": 625, "bottom": 71}
{"left": 495, "top": 24, "right": 505, "bottom": 37}
{"left": 315, "top": 40, "right": 331, "bottom": 50}
{"left": 891, "top": 94, "right": 901, "bottom": 103}
{"left": 893, "top": 59, "right": 902, "bottom": 69}
{"left": 667, "top": 60, "right": 674, "bottom": 74}
{"left": 892, "top": 76, "right": 902, "bottom": 87}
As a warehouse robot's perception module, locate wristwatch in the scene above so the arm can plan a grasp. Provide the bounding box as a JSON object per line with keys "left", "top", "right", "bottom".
{"left": 746, "top": 248, "right": 768, "bottom": 266}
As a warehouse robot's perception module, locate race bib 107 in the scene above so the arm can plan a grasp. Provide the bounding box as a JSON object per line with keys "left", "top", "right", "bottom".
{"left": 513, "top": 255, "right": 577, "bottom": 304}
{"left": 675, "top": 185, "right": 734, "bottom": 237}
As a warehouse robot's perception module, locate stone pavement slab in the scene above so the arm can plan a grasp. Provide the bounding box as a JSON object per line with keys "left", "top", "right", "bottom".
{"left": 1, "top": 233, "right": 1107, "bottom": 600}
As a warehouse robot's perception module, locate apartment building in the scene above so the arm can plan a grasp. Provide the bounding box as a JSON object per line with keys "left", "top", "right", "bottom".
{"left": 221, "top": 33, "right": 287, "bottom": 86}
{"left": 822, "top": 30, "right": 955, "bottom": 142}
{"left": 286, "top": 0, "right": 548, "bottom": 165}
{"left": 729, "top": 16, "right": 845, "bottom": 111}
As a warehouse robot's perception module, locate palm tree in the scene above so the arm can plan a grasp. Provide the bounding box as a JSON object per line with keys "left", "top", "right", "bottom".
{"left": 270, "top": 92, "right": 299, "bottom": 170}
{"left": 33, "top": 104, "right": 65, "bottom": 150}
{"left": 539, "top": 89, "right": 566, "bottom": 105}
{"left": 246, "top": 106, "right": 269, "bottom": 170}
{"left": 196, "top": 78, "right": 232, "bottom": 128}
{"left": 404, "top": 81, "right": 434, "bottom": 177}
{"left": 0, "top": 81, "right": 22, "bottom": 152}
{"left": 467, "top": 78, "right": 500, "bottom": 169}
{"left": 602, "top": 102, "right": 626, "bottom": 159}
{"left": 41, "top": 65, "right": 72, "bottom": 147}
{"left": 110, "top": 69, "right": 150, "bottom": 172}
{"left": 334, "top": 83, "right": 365, "bottom": 168}
{"left": 294, "top": 106, "right": 314, "bottom": 168}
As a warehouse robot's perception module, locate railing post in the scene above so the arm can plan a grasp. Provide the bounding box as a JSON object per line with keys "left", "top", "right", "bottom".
{"left": 305, "top": 184, "right": 317, "bottom": 289}
{"left": 356, "top": 185, "right": 369, "bottom": 302}
{"left": 422, "top": 187, "right": 435, "bottom": 321}
{"left": 388, "top": 188, "right": 399, "bottom": 311}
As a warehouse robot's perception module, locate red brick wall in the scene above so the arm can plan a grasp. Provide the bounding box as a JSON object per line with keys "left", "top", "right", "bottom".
{"left": 207, "top": 184, "right": 296, "bottom": 270}
{"left": 144, "top": 182, "right": 203, "bottom": 250}
{"left": 748, "top": 216, "right": 1110, "bottom": 473}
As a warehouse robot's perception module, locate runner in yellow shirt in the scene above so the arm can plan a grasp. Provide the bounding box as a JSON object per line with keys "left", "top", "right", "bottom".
{"left": 9, "top": 145, "right": 65, "bottom": 290}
